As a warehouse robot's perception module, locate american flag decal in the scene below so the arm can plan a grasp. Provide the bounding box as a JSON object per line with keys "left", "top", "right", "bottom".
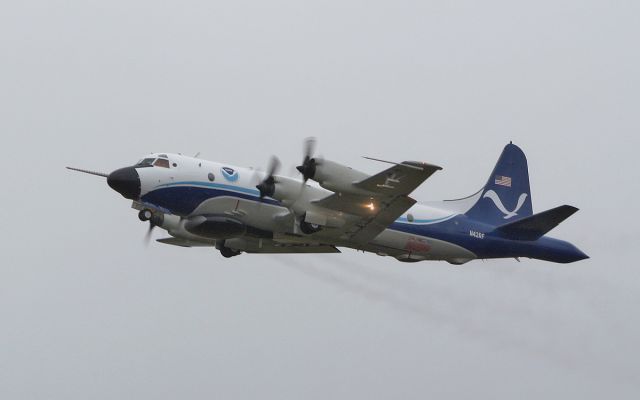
{"left": 495, "top": 175, "right": 512, "bottom": 187}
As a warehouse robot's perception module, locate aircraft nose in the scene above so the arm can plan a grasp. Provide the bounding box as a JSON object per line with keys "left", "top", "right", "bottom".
{"left": 107, "top": 167, "right": 140, "bottom": 200}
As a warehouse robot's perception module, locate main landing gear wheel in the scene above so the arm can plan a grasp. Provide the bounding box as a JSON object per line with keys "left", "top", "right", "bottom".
{"left": 219, "top": 246, "right": 242, "bottom": 258}
{"left": 300, "top": 220, "right": 322, "bottom": 235}
{"left": 217, "top": 240, "right": 242, "bottom": 258}
{"left": 138, "top": 209, "right": 153, "bottom": 222}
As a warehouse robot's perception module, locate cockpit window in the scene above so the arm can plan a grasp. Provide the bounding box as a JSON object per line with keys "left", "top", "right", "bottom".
{"left": 135, "top": 158, "right": 156, "bottom": 167}
{"left": 154, "top": 158, "right": 170, "bottom": 168}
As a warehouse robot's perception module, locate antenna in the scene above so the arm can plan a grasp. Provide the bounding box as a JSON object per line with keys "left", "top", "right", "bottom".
{"left": 66, "top": 167, "right": 109, "bottom": 178}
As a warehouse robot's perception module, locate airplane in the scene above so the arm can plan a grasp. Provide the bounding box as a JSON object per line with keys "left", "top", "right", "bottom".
{"left": 67, "top": 140, "right": 588, "bottom": 264}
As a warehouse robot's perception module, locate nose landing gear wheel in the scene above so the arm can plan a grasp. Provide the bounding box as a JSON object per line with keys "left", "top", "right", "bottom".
{"left": 138, "top": 209, "right": 153, "bottom": 221}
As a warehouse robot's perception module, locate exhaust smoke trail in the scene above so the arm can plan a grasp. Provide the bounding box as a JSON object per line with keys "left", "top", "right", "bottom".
{"left": 274, "top": 255, "right": 637, "bottom": 387}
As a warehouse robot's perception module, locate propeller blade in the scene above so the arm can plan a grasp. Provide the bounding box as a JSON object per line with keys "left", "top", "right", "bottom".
{"left": 144, "top": 221, "right": 156, "bottom": 246}
{"left": 256, "top": 156, "right": 281, "bottom": 200}
{"left": 303, "top": 137, "right": 316, "bottom": 161}
{"left": 296, "top": 137, "right": 318, "bottom": 183}
{"left": 267, "top": 155, "right": 281, "bottom": 177}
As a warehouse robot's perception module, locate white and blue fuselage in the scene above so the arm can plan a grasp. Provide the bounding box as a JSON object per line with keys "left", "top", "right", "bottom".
{"left": 99, "top": 148, "right": 587, "bottom": 264}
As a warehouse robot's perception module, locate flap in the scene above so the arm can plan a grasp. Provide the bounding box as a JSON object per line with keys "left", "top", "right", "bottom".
{"left": 225, "top": 237, "right": 342, "bottom": 254}
{"left": 244, "top": 244, "right": 341, "bottom": 254}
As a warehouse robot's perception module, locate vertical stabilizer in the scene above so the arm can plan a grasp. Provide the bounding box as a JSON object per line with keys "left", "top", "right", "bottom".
{"left": 464, "top": 143, "right": 533, "bottom": 226}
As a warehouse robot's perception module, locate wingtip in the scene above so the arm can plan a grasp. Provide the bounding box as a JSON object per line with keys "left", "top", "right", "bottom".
{"left": 563, "top": 205, "right": 580, "bottom": 215}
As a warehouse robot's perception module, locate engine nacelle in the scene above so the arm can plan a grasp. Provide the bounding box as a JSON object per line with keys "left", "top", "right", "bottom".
{"left": 271, "top": 176, "right": 304, "bottom": 203}
{"left": 311, "top": 159, "right": 373, "bottom": 195}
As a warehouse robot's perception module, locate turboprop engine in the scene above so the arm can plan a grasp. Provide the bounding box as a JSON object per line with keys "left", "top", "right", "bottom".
{"left": 300, "top": 159, "right": 373, "bottom": 195}
{"left": 255, "top": 156, "right": 299, "bottom": 203}
{"left": 295, "top": 138, "right": 375, "bottom": 196}
{"left": 256, "top": 174, "right": 304, "bottom": 205}
{"left": 296, "top": 156, "right": 382, "bottom": 197}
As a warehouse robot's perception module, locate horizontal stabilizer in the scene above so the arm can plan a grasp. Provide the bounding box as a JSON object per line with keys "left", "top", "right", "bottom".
{"left": 495, "top": 205, "right": 579, "bottom": 241}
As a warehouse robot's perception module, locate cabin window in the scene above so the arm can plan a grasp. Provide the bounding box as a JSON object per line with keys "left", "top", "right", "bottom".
{"left": 208, "top": 173, "right": 215, "bottom": 181}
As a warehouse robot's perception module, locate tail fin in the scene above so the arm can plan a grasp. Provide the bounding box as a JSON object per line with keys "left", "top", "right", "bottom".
{"left": 464, "top": 143, "right": 534, "bottom": 226}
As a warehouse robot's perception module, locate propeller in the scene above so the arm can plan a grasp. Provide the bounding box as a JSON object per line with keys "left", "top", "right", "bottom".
{"left": 296, "top": 137, "right": 317, "bottom": 182}
{"left": 255, "top": 156, "right": 281, "bottom": 199}
{"left": 139, "top": 209, "right": 162, "bottom": 246}
{"left": 144, "top": 220, "right": 156, "bottom": 246}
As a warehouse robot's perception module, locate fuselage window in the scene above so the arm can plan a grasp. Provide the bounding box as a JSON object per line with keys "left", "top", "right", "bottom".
{"left": 154, "top": 158, "right": 170, "bottom": 168}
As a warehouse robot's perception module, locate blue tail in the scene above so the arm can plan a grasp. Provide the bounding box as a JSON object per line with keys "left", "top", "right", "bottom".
{"left": 465, "top": 143, "right": 534, "bottom": 226}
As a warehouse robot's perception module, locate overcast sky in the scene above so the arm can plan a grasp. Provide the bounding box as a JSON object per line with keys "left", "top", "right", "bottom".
{"left": 1, "top": 1, "right": 639, "bottom": 399}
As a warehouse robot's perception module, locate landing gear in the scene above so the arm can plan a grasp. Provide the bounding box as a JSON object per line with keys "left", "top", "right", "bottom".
{"left": 216, "top": 240, "right": 242, "bottom": 258}
{"left": 300, "top": 220, "right": 322, "bottom": 235}
{"left": 219, "top": 246, "right": 242, "bottom": 258}
{"left": 299, "top": 213, "right": 322, "bottom": 235}
{"left": 138, "top": 209, "right": 153, "bottom": 221}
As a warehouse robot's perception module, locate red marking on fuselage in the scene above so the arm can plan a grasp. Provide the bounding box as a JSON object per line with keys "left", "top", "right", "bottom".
{"left": 405, "top": 237, "right": 431, "bottom": 253}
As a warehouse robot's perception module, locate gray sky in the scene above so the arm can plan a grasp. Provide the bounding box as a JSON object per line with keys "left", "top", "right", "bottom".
{"left": 1, "top": 1, "right": 639, "bottom": 399}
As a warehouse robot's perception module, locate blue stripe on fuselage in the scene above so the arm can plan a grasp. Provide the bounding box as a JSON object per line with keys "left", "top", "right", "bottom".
{"left": 141, "top": 182, "right": 280, "bottom": 216}
{"left": 155, "top": 181, "right": 262, "bottom": 197}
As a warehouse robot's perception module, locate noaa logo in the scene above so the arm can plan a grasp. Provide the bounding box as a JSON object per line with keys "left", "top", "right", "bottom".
{"left": 220, "top": 167, "right": 239, "bottom": 182}
{"left": 483, "top": 190, "right": 528, "bottom": 219}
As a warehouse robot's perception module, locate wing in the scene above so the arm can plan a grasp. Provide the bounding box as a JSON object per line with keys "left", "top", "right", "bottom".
{"left": 243, "top": 243, "right": 340, "bottom": 254}
{"left": 157, "top": 236, "right": 340, "bottom": 254}
{"left": 226, "top": 236, "right": 341, "bottom": 254}
{"left": 156, "top": 237, "right": 214, "bottom": 247}
{"left": 354, "top": 160, "right": 441, "bottom": 195}
{"left": 313, "top": 161, "right": 441, "bottom": 243}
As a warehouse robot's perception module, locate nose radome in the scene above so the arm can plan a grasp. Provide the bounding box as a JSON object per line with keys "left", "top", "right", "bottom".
{"left": 107, "top": 167, "right": 140, "bottom": 200}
